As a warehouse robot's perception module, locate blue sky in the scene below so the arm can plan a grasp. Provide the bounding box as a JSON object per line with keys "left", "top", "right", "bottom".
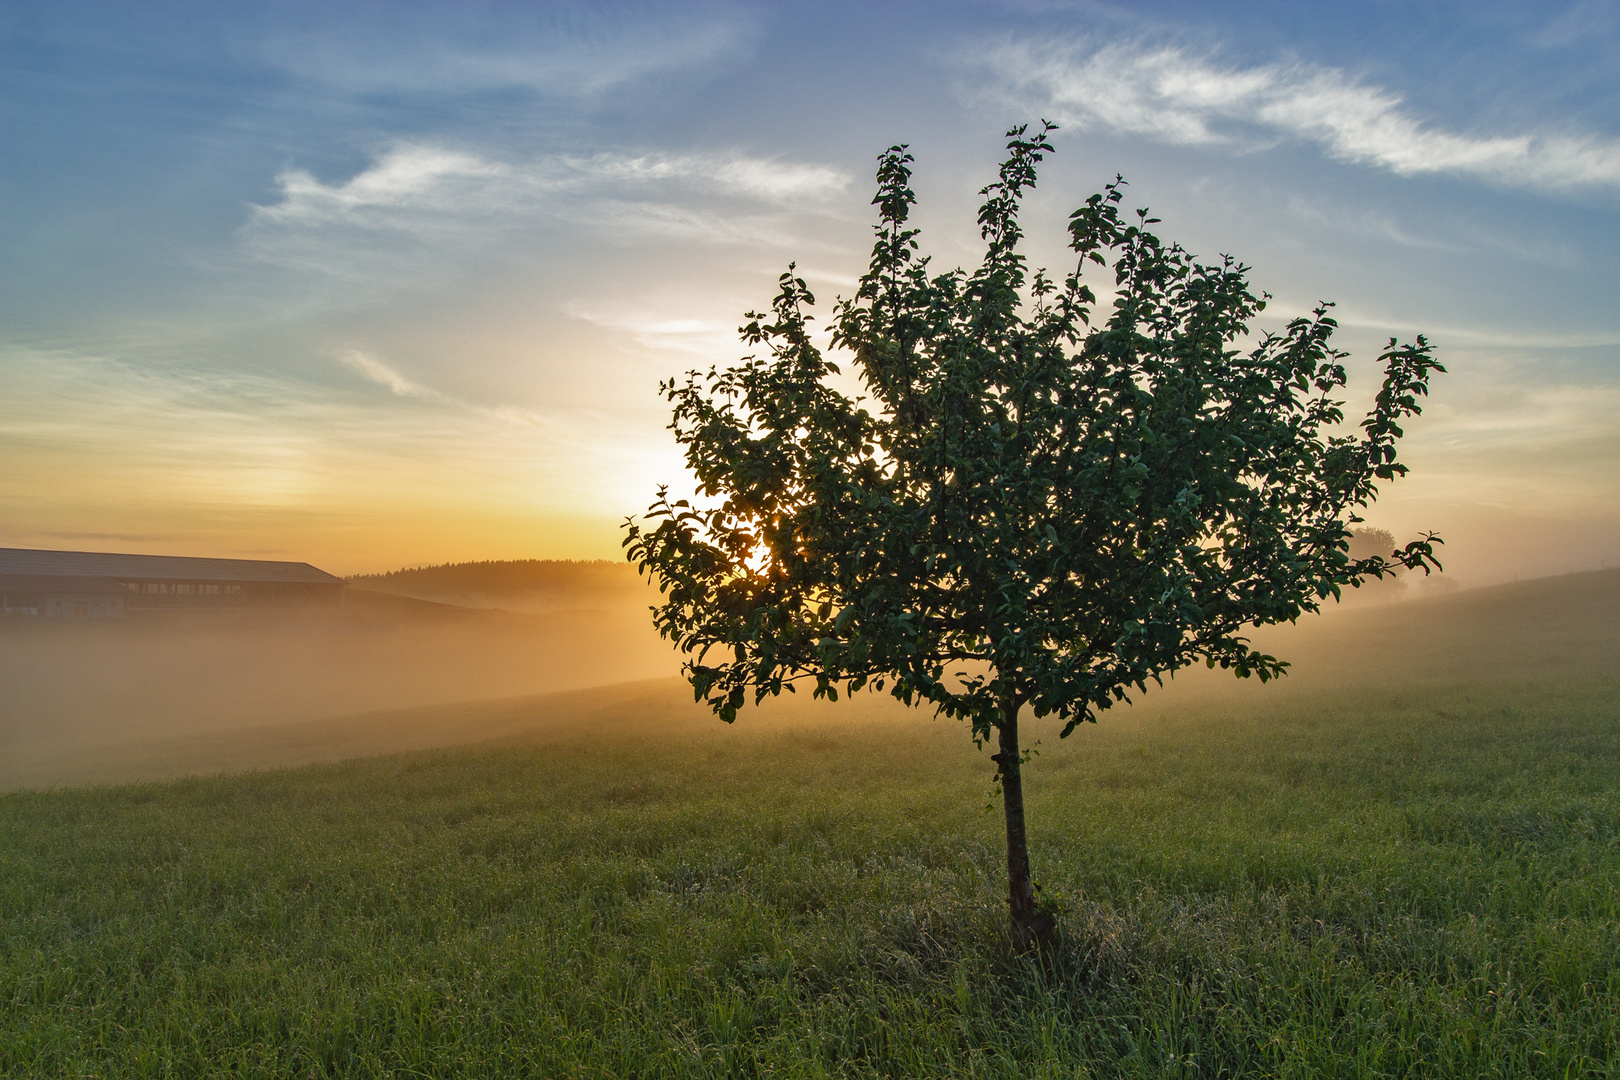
{"left": 3, "top": 0, "right": 1617, "bottom": 578}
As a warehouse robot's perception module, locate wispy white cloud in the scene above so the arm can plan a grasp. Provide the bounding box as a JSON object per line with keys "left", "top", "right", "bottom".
{"left": 337, "top": 349, "right": 544, "bottom": 427}
{"left": 256, "top": 13, "right": 748, "bottom": 98}
{"left": 0, "top": 348, "right": 339, "bottom": 506}
{"left": 1535, "top": 0, "right": 1620, "bottom": 50}
{"left": 1280, "top": 194, "right": 1464, "bottom": 253}
{"left": 339, "top": 349, "right": 443, "bottom": 400}
{"left": 580, "top": 200, "right": 805, "bottom": 247}
{"left": 247, "top": 144, "right": 849, "bottom": 241}
{"left": 565, "top": 303, "right": 741, "bottom": 359}
{"left": 0, "top": 345, "right": 614, "bottom": 516}
{"left": 1325, "top": 309, "right": 1620, "bottom": 351}
{"left": 237, "top": 145, "right": 530, "bottom": 291}
{"left": 1278, "top": 192, "right": 1588, "bottom": 269}
{"left": 570, "top": 153, "right": 850, "bottom": 204}
{"left": 1403, "top": 375, "right": 1620, "bottom": 514}
{"left": 235, "top": 143, "right": 854, "bottom": 307}
{"left": 257, "top": 147, "right": 510, "bottom": 226}
{"left": 980, "top": 41, "right": 1620, "bottom": 191}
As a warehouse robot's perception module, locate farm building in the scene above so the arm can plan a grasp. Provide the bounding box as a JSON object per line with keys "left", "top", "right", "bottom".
{"left": 0, "top": 548, "right": 345, "bottom": 617}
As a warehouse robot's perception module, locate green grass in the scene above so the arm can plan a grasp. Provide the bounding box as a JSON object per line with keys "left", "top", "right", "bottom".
{"left": 3, "top": 573, "right": 1618, "bottom": 1077}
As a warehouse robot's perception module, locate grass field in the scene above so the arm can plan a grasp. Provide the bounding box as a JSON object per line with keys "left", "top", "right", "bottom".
{"left": 2, "top": 571, "right": 1617, "bottom": 1077}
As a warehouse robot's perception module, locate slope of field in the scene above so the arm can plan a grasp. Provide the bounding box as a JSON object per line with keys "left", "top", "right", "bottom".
{"left": 0, "top": 571, "right": 1615, "bottom": 1077}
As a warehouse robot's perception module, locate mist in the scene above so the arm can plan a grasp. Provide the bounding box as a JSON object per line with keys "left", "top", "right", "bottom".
{"left": 4, "top": 561, "right": 1612, "bottom": 792}
{"left": 0, "top": 584, "right": 678, "bottom": 789}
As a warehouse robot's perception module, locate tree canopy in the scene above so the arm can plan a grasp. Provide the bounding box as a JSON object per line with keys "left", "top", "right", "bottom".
{"left": 624, "top": 123, "right": 1443, "bottom": 946}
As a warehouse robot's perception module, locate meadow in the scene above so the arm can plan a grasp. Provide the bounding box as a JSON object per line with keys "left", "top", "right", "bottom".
{"left": 2, "top": 571, "right": 1616, "bottom": 1077}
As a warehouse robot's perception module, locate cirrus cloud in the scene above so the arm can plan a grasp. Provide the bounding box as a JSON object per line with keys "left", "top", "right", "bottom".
{"left": 236, "top": 143, "right": 854, "bottom": 300}
{"left": 979, "top": 41, "right": 1620, "bottom": 192}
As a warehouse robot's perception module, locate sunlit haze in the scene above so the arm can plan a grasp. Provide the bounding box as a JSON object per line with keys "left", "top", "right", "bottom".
{"left": 3, "top": 1, "right": 1616, "bottom": 581}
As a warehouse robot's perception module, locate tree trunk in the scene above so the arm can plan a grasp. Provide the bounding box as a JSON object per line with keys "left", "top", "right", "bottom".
{"left": 994, "top": 694, "right": 1056, "bottom": 950}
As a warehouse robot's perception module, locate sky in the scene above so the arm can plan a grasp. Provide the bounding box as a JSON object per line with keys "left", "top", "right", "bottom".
{"left": 2, "top": 0, "right": 1617, "bottom": 581}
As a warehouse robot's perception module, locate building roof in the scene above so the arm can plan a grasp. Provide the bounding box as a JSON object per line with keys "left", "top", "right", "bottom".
{"left": 0, "top": 574, "right": 131, "bottom": 594}
{"left": 0, "top": 548, "right": 344, "bottom": 585}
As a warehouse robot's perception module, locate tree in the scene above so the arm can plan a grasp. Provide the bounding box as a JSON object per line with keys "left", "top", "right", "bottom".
{"left": 1343, "top": 527, "right": 1409, "bottom": 602}
{"left": 1347, "top": 528, "right": 1400, "bottom": 564}
{"left": 624, "top": 123, "right": 1443, "bottom": 949}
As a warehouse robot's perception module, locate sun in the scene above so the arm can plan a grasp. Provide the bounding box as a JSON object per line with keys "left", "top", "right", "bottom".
{"left": 744, "top": 541, "right": 771, "bottom": 576}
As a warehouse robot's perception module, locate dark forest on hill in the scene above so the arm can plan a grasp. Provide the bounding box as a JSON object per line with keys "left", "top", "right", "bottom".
{"left": 348, "top": 559, "right": 635, "bottom": 590}
{"left": 346, "top": 559, "right": 655, "bottom": 612}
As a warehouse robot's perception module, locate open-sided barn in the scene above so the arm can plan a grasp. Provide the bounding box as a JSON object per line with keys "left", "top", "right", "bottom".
{"left": 0, "top": 548, "right": 345, "bottom": 617}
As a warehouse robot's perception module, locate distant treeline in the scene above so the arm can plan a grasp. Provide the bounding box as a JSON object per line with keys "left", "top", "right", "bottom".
{"left": 348, "top": 559, "right": 639, "bottom": 590}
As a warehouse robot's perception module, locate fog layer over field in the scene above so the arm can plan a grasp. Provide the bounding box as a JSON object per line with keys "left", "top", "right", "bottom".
{"left": 2, "top": 568, "right": 1614, "bottom": 790}
{"left": 0, "top": 586, "right": 678, "bottom": 788}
